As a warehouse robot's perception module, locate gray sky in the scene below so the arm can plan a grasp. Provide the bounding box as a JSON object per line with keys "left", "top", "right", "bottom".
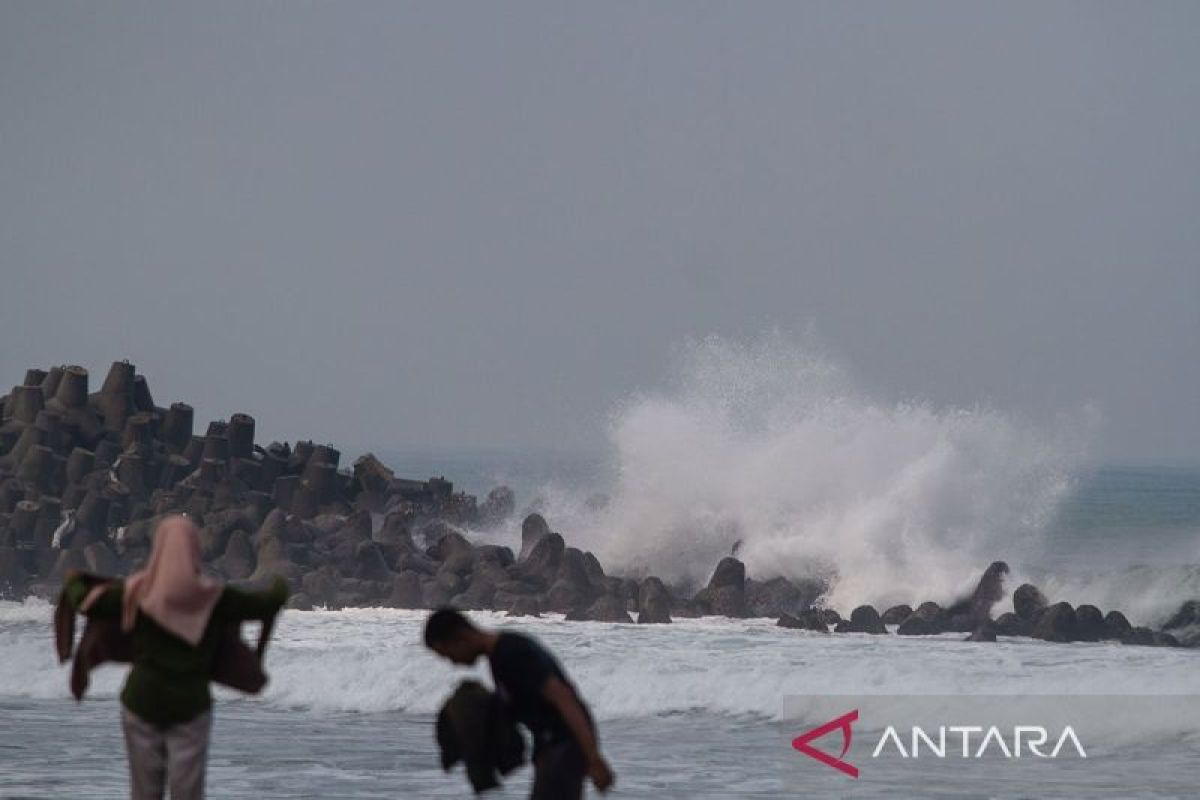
{"left": 2, "top": 2, "right": 1197, "bottom": 461}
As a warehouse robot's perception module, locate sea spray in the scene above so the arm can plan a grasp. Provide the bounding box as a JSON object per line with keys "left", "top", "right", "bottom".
{"left": 527, "top": 334, "right": 1088, "bottom": 611}
{"left": 1036, "top": 564, "right": 1200, "bottom": 629}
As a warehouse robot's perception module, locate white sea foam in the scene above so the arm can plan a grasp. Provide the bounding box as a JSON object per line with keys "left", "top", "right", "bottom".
{"left": 6, "top": 605, "right": 1196, "bottom": 723}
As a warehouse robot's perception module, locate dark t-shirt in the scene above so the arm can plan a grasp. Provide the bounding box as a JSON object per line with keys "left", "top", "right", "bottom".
{"left": 488, "top": 631, "right": 592, "bottom": 753}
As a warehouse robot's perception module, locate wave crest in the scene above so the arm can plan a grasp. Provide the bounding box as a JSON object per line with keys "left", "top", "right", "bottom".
{"left": 543, "top": 334, "right": 1088, "bottom": 610}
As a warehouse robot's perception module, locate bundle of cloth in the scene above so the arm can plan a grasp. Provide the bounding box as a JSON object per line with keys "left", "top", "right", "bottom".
{"left": 437, "top": 680, "right": 527, "bottom": 793}
{"left": 54, "top": 534, "right": 280, "bottom": 700}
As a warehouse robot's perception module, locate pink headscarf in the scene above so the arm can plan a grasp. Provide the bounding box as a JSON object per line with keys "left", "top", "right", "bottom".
{"left": 118, "top": 515, "right": 223, "bottom": 646}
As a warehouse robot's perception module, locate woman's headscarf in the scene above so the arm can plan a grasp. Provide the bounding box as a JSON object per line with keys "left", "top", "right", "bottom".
{"left": 117, "top": 515, "right": 223, "bottom": 646}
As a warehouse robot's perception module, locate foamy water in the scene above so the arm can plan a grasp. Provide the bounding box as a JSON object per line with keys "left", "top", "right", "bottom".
{"left": 5, "top": 604, "right": 1198, "bottom": 718}
{"left": 4, "top": 604, "right": 1199, "bottom": 798}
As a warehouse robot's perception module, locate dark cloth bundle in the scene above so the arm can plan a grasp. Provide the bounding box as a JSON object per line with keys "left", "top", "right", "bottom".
{"left": 54, "top": 571, "right": 278, "bottom": 701}
{"left": 436, "top": 680, "right": 527, "bottom": 793}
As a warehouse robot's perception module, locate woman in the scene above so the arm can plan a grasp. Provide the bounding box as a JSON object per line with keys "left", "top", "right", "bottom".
{"left": 63, "top": 515, "right": 288, "bottom": 800}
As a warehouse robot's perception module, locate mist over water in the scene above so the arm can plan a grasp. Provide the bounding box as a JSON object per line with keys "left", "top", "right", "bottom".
{"left": 527, "top": 334, "right": 1092, "bottom": 610}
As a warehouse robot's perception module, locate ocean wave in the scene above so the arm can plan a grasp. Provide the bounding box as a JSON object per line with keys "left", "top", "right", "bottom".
{"left": 5, "top": 605, "right": 1197, "bottom": 722}
{"left": 481, "top": 334, "right": 1093, "bottom": 612}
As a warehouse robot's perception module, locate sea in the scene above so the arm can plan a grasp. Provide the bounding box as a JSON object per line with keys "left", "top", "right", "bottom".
{"left": 4, "top": 338, "right": 1200, "bottom": 798}
{"left": 2, "top": 458, "right": 1199, "bottom": 799}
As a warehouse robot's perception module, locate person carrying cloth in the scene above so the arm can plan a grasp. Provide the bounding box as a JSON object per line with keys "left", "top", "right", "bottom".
{"left": 424, "top": 608, "right": 615, "bottom": 799}
{"left": 61, "top": 515, "right": 289, "bottom": 800}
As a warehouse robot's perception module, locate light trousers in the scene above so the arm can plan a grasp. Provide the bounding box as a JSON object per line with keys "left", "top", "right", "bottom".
{"left": 121, "top": 707, "right": 212, "bottom": 800}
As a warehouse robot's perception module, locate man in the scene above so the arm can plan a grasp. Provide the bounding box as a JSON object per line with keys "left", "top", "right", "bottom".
{"left": 424, "top": 608, "right": 615, "bottom": 799}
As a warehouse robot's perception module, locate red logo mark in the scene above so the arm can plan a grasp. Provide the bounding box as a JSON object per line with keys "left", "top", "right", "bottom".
{"left": 792, "top": 709, "right": 859, "bottom": 779}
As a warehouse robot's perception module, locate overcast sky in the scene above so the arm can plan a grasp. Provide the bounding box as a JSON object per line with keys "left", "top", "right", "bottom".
{"left": 2, "top": 2, "right": 1197, "bottom": 462}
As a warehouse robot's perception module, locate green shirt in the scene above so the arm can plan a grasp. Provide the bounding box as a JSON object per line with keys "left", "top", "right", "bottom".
{"left": 65, "top": 575, "right": 288, "bottom": 727}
